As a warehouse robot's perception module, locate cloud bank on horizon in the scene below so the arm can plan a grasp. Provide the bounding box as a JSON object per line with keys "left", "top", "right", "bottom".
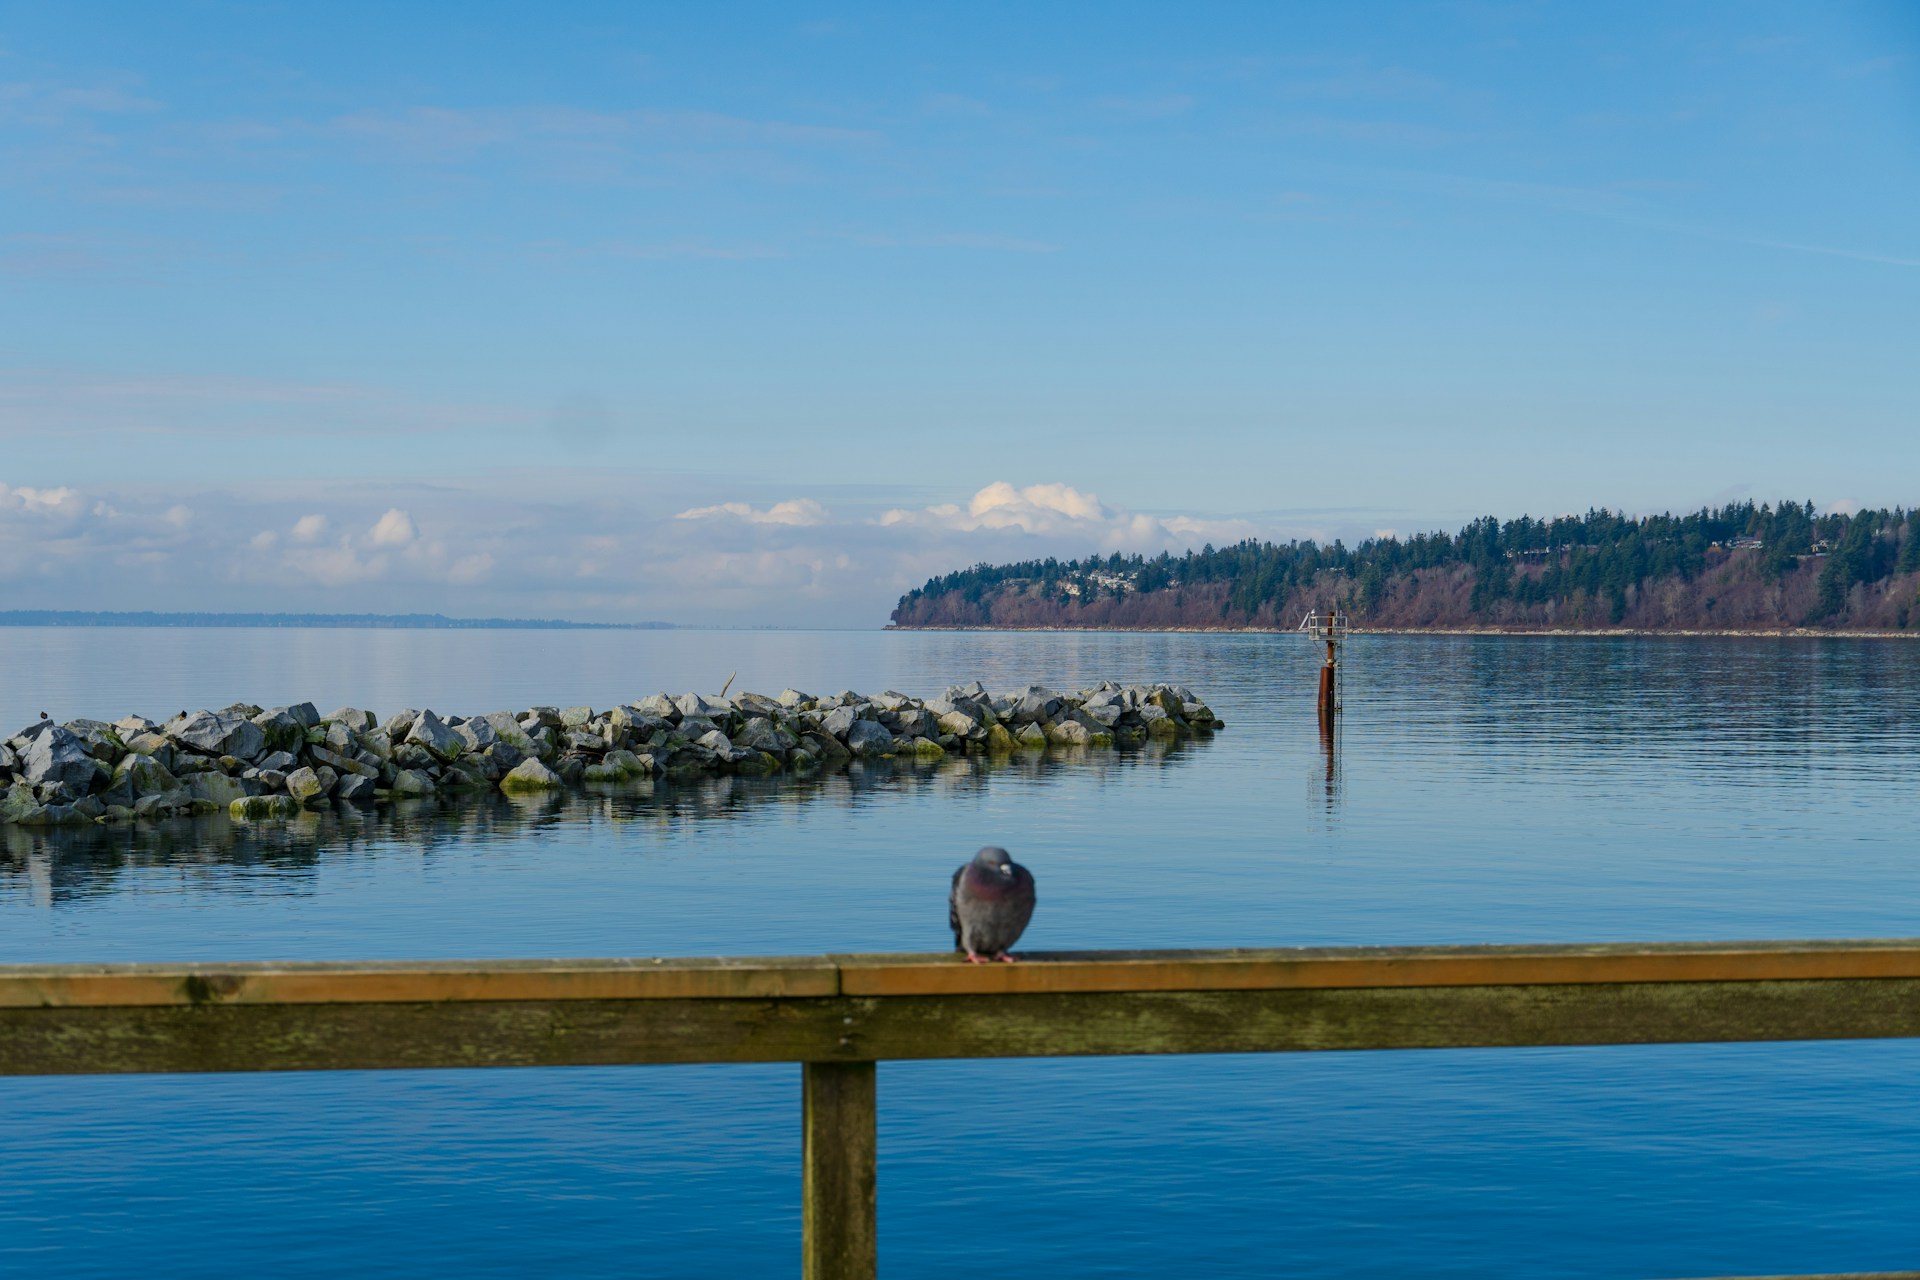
{"left": 2, "top": 4, "right": 1915, "bottom": 623}
{"left": 0, "top": 475, "right": 1270, "bottom": 625}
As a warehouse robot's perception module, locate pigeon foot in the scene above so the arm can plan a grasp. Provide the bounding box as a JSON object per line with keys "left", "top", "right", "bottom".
{"left": 995, "top": 951, "right": 1019, "bottom": 963}
{"left": 965, "top": 951, "right": 988, "bottom": 964}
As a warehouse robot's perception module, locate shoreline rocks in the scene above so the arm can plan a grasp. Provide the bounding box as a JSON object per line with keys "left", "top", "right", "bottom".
{"left": 0, "top": 682, "right": 1222, "bottom": 828}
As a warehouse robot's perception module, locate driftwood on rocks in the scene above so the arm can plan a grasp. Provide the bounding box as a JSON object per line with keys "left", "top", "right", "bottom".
{"left": 0, "top": 681, "right": 1221, "bottom": 827}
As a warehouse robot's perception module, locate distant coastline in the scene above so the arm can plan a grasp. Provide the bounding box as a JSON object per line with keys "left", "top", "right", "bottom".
{"left": 887, "top": 624, "right": 1920, "bottom": 638}
{"left": 891, "top": 504, "right": 1920, "bottom": 635}
{"left": 0, "top": 611, "right": 672, "bottom": 631}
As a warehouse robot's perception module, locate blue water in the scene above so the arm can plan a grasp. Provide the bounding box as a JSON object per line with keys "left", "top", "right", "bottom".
{"left": 3, "top": 628, "right": 1919, "bottom": 1277}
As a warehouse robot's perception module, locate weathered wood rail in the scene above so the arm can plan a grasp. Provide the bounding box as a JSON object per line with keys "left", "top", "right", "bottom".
{"left": 7, "top": 939, "right": 1920, "bottom": 1279}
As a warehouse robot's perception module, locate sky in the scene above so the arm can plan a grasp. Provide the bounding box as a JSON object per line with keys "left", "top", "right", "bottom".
{"left": 1, "top": 2, "right": 1916, "bottom": 625}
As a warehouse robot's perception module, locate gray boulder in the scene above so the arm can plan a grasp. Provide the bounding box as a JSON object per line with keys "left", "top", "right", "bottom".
{"left": 21, "top": 726, "right": 99, "bottom": 791}
{"left": 2, "top": 783, "right": 41, "bottom": 824}
{"left": 455, "top": 717, "right": 498, "bottom": 753}
{"left": 122, "top": 731, "right": 174, "bottom": 764}
{"left": 480, "top": 711, "right": 533, "bottom": 749}
{"left": 188, "top": 773, "right": 251, "bottom": 808}
{"left": 938, "top": 709, "right": 984, "bottom": 738}
{"left": 250, "top": 708, "right": 308, "bottom": 754}
{"left": 1012, "top": 687, "right": 1063, "bottom": 723}
{"left": 113, "top": 753, "right": 179, "bottom": 798}
{"left": 822, "top": 704, "right": 869, "bottom": 739}
{"left": 893, "top": 708, "right": 937, "bottom": 738}
{"left": 629, "top": 694, "right": 679, "bottom": 720}
{"left": 133, "top": 788, "right": 195, "bottom": 819}
{"left": 405, "top": 710, "right": 465, "bottom": 762}
{"left": 738, "top": 718, "right": 798, "bottom": 754}
{"left": 336, "top": 773, "right": 377, "bottom": 805}
{"left": 845, "top": 720, "right": 894, "bottom": 758}
{"left": 285, "top": 766, "right": 330, "bottom": 806}
{"left": 96, "top": 768, "right": 136, "bottom": 808}
{"left": 65, "top": 719, "right": 121, "bottom": 761}
{"left": 1047, "top": 718, "right": 1102, "bottom": 746}
{"left": 560, "top": 705, "right": 595, "bottom": 728}
{"left": 389, "top": 769, "right": 435, "bottom": 798}
{"left": 800, "top": 732, "right": 851, "bottom": 763}
{"left": 394, "top": 742, "right": 436, "bottom": 771}
{"left": 326, "top": 707, "right": 375, "bottom": 732}
{"left": 310, "top": 745, "right": 378, "bottom": 779}
{"left": 168, "top": 710, "right": 265, "bottom": 761}
{"left": 500, "top": 758, "right": 564, "bottom": 793}
{"left": 480, "top": 742, "right": 525, "bottom": 777}
{"left": 672, "top": 692, "right": 727, "bottom": 721}
{"left": 601, "top": 749, "right": 652, "bottom": 779}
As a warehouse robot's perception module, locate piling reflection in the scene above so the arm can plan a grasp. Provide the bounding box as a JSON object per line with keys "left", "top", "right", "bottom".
{"left": 1314, "top": 718, "right": 1343, "bottom": 819}
{"left": 1, "top": 739, "right": 1211, "bottom": 906}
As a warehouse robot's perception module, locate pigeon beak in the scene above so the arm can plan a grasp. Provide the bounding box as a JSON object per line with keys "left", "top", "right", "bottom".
{"left": 999, "top": 865, "right": 1013, "bottom": 877}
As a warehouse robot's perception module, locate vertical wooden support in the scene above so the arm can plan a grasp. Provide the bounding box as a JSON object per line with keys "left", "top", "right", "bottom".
{"left": 803, "top": 1060, "right": 877, "bottom": 1280}
{"left": 1317, "top": 607, "right": 1339, "bottom": 727}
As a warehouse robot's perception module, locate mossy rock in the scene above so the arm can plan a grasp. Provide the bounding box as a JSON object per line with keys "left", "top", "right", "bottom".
{"left": 230, "top": 794, "right": 300, "bottom": 821}
{"left": 500, "top": 758, "right": 565, "bottom": 793}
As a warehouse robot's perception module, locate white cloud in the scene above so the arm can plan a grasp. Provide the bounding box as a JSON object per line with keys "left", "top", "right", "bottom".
{"left": 877, "top": 481, "right": 1254, "bottom": 551}
{"left": 675, "top": 498, "right": 830, "bottom": 526}
{"left": 0, "top": 483, "right": 83, "bottom": 515}
{"left": 290, "top": 513, "right": 329, "bottom": 542}
{"left": 367, "top": 507, "right": 417, "bottom": 547}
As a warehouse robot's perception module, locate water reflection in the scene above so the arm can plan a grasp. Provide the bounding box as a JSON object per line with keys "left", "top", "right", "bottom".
{"left": 1316, "top": 718, "right": 1343, "bottom": 819}
{"left": 1, "top": 739, "right": 1210, "bottom": 907}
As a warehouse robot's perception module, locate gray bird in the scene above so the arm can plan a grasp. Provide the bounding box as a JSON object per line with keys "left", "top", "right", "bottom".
{"left": 949, "top": 846, "right": 1036, "bottom": 963}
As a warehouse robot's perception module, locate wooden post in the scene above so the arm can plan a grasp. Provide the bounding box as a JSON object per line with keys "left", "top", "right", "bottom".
{"left": 803, "top": 1060, "right": 877, "bottom": 1280}
{"left": 1318, "top": 608, "right": 1339, "bottom": 726}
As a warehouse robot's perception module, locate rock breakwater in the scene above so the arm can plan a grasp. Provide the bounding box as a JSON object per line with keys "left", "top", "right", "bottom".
{"left": 0, "top": 682, "right": 1221, "bottom": 827}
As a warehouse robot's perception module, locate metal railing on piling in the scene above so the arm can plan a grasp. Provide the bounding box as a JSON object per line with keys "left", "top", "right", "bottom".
{"left": 8, "top": 940, "right": 1920, "bottom": 1279}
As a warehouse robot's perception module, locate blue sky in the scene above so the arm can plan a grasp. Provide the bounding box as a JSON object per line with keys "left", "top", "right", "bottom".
{"left": 2, "top": 2, "right": 1915, "bottom": 623}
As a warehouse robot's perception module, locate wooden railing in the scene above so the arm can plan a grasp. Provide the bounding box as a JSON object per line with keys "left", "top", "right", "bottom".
{"left": 7, "top": 940, "right": 1920, "bottom": 1279}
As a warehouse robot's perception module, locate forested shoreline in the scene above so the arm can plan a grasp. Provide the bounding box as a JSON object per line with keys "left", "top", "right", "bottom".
{"left": 890, "top": 503, "right": 1920, "bottom": 632}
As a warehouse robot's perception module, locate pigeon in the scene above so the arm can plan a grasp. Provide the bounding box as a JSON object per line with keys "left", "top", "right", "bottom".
{"left": 949, "top": 846, "right": 1036, "bottom": 964}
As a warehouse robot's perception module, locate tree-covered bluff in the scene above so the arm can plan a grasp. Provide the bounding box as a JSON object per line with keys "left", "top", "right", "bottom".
{"left": 890, "top": 503, "right": 1920, "bottom": 632}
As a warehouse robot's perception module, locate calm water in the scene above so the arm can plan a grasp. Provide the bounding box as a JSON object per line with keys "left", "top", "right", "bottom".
{"left": 2, "top": 628, "right": 1918, "bottom": 1277}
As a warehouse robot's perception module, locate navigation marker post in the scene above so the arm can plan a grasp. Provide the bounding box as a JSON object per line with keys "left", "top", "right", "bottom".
{"left": 1298, "top": 608, "right": 1347, "bottom": 728}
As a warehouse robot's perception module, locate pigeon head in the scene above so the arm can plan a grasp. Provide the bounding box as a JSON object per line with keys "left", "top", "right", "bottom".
{"left": 974, "top": 846, "right": 1016, "bottom": 879}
